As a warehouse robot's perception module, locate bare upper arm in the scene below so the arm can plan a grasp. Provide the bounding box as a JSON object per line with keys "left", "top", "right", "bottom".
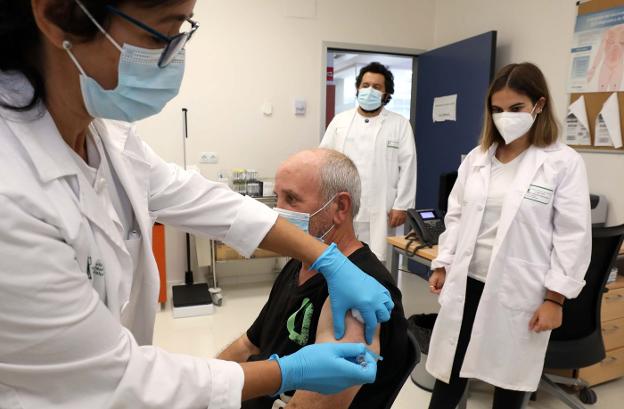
{"left": 217, "top": 333, "right": 260, "bottom": 363}
{"left": 286, "top": 298, "right": 381, "bottom": 409}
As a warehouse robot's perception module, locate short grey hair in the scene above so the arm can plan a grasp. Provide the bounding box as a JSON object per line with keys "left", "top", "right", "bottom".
{"left": 318, "top": 149, "right": 361, "bottom": 218}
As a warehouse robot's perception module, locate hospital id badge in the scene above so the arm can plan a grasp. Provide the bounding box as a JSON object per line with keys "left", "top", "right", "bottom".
{"left": 387, "top": 140, "right": 400, "bottom": 149}
{"left": 525, "top": 184, "right": 553, "bottom": 205}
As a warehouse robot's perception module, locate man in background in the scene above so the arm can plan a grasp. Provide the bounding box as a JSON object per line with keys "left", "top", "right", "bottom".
{"left": 321, "top": 62, "right": 417, "bottom": 262}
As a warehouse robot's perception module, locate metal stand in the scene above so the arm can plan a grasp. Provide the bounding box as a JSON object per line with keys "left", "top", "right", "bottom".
{"left": 171, "top": 108, "right": 213, "bottom": 317}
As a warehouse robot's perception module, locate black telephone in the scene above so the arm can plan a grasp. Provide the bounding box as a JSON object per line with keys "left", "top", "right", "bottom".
{"left": 406, "top": 208, "right": 446, "bottom": 246}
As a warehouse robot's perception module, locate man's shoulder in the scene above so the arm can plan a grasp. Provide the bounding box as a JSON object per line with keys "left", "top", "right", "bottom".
{"left": 348, "top": 244, "right": 398, "bottom": 294}
{"left": 273, "top": 258, "right": 301, "bottom": 287}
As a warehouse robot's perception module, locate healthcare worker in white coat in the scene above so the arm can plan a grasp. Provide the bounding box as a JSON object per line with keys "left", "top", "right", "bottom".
{"left": 0, "top": 1, "right": 395, "bottom": 408}
{"left": 426, "top": 62, "right": 591, "bottom": 409}
{"left": 320, "top": 62, "right": 416, "bottom": 262}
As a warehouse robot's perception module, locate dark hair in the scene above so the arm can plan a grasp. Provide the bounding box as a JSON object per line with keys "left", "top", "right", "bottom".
{"left": 355, "top": 62, "right": 394, "bottom": 105}
{"left": 0, "top": 0, "right": 182, "bottom": 112}
{"left": 480, "top": 62, "right": 559, "bottom": 150}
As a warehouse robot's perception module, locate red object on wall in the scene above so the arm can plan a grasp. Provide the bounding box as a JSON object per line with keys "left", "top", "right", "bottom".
{"left": 326, "top": 84, "right": 336, "bottom": 129}
{"left": 152, "top": 223, "right": 167, "bottom": 304}
{"left": 326, "top": 66, "right": 334, "bottom": 82}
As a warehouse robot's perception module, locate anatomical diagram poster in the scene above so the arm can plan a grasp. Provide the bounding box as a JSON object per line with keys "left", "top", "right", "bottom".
{"left": 568, "top": 6, "right": 624, "bottom": 93}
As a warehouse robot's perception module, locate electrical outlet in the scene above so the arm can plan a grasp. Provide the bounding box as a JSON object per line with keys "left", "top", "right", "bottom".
{"left": 199, "top": 152, "right": 218, "bottom": 164}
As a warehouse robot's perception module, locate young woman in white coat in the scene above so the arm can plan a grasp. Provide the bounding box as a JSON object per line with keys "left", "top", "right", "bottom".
{"left": 426, "top": 62, "right": 591, "bottom": 409}
{"left": 0, "top": 1, "right": 395, "bottom": 408}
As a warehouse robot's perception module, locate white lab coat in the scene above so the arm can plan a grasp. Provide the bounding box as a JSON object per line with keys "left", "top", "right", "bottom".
{"left": 320, "top": 108, "right": 416, "bottom": 260}
{"left": 0, "top": 75, "right": 278, "bottom": 408}
{"left": 426, "top": 142, "right": 591, "bottom": 391}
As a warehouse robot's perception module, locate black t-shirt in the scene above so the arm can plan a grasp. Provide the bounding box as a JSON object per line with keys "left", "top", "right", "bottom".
{"left": 242, "top": 244, "right": 408, "bottom": 409}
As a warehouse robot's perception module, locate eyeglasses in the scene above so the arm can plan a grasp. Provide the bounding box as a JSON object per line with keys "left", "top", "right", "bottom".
{"left": 106, "top": 6, "right": 199, "bottom": 68}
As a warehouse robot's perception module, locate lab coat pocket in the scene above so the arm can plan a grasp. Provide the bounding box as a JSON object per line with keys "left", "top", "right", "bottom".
{"left": 517, "top": 184, "right": 555, "bottom": 226}
{"left": 0, "top": 384, "right": 24, "bottom": 409}
{"left": 385, "top": 138, "right": 400, "bottom": 162}
{"left": 500, "top": 257, "right": 547, "bottom": 313}
{"left": 507, "top": 308, "right": 544, "bottom": 341}
{"left": 438, "top": 281, "right": 452, "bottom": 306}
{"left": 437, "top": 265, "right": 454, "bottom": 306}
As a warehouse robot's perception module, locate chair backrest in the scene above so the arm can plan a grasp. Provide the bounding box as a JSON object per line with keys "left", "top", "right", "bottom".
{"left": 551, "top": 225, "right": 624, "bottom": 341}
{"left": 382, "top": 330, "right": 421, "bottom": 409}
{"left": 546, "top": 225, "right": 624, "bottom": 369}
{"left": 438, "top": 171, "right": 458, "bottom": 214}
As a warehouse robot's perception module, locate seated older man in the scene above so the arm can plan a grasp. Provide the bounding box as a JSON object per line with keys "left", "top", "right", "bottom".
{"left": 218, "top": 149, "right": 408, "bottom": 409}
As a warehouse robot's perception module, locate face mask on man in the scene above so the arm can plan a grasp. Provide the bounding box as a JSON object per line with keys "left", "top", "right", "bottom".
{"left": 63, "top": 0, "right": 185, "bottom": 122}
{"left": 357, "top": 87, "right": 384, "bottom": 112}
{"left": 274, "top": 195, "right": 337, "bottom": 242}
{"left": 492, "top": 103, "right": 539, "bottom": 145}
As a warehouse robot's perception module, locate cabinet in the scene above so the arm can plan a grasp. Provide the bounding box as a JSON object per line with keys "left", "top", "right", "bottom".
{"left": 546, "top": 246, "right": 624, "bottom": 387}
{"left": 575, "top": 275, "right": 624, "bottom": 386}
{"left": 152, "top": 223, "right": 167, "bottom": 304}
{"left": 210, "top": 196, "right": 283, "bottom": 287}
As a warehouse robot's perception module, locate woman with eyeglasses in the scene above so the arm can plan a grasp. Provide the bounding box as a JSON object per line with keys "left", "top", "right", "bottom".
{"left": 0, "top": 1, "right": 393, "bottom": 408}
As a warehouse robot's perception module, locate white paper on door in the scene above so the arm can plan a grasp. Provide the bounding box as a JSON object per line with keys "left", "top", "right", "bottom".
{"left": 432, "top": 94, "right": 457, "bottom": 122}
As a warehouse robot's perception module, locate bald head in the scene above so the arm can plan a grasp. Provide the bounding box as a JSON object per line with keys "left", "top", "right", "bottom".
{"left": 275, "top": 150, "right": 323, "bottom": 207}
{"left": 274, "top": 149, "right": 361, "bottom": 218}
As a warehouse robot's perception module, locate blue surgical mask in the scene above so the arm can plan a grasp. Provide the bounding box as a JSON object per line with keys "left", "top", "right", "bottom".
{"left": 63, "top": 5, "right": 185, "bottom": 122}
{"left": 357, "top": 87, "right": 383, "bottom": 111}
{"left": 275, "top": 195, "right": 336, "bottom": 240}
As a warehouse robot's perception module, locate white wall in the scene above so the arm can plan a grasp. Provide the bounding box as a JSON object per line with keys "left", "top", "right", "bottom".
{"left": 433, "top": 0, "right": 624, "bottom": 226}
{"left": 141, "top": 0, "right": 624, "bottom": 285}
{"left": 138, "top": 0, "right": 436, "bottom": 283}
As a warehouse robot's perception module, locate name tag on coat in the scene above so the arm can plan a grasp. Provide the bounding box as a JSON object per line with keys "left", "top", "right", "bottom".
{"left": 387, "top": 140, "right": 400, "bottom": 149}
{"left": 525, "top": 184, "right": 553, "bottom": 204}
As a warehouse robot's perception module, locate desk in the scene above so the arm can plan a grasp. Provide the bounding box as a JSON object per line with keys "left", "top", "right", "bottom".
{"left": 386, "top": 236, "right": 438, "bottom": 282}
{"left": 387, "top": 238, "right": 624, "bottom": 272}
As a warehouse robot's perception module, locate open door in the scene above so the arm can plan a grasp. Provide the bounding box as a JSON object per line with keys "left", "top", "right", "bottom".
{"left": 409, "top": 31, "right": 496, "bottom": 276}
{"left": 414, "top": 31, "right": 497, "bottom": 209}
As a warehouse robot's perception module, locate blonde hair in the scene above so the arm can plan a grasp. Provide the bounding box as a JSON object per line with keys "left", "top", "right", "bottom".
{"left": 479, "top": 62, "right": 559, "bottom": 150}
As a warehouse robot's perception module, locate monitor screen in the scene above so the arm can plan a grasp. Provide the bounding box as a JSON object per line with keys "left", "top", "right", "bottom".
{"left": 419, "top": 211, "right": 436, "bottom": 220}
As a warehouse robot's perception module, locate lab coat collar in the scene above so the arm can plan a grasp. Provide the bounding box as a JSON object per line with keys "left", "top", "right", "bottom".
{"left": 472, "top": 143, "right": 498, "bottom": 168}
{"left": 473, "top": 140, "right": 562, "bottom": 168}
{"left": 379, "top": 107, "right": 389, "bottom": 120}
{"left": 92, "top": 119, "right": 149, "bottom": 167}
{"left": 353, "top": 106, "right": 389, "bottom": 123}
{"left": 4, "top": 110, "right": 80, "bottom": 184}
{"left": 94, "top": 118, "right": 151, "bottom": 235}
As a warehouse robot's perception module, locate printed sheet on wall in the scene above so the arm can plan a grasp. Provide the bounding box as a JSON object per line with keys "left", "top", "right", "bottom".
{"left": 568, "top": 6, "right": 624, "bottom": 93}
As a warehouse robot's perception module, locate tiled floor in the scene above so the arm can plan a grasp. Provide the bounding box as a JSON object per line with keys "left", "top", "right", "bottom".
{"left": 154, "top": 271, "right": 624, "bottom": 408}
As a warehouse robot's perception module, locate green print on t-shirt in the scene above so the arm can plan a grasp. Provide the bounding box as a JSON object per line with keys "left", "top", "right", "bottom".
{"left": 287, "top": 298, "right": 314, "bottom": 346}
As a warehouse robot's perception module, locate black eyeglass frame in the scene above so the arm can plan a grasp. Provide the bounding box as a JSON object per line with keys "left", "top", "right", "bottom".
{"left": 105, "top": 5, "right": 199, "bottom": 68}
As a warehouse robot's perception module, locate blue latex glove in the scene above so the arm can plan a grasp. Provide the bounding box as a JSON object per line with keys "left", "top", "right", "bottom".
{"left": 269, "top": 343, "right": 378, "bottom": 395}
{"left": 311, "top": 243, "right": 394, "bottom": 344}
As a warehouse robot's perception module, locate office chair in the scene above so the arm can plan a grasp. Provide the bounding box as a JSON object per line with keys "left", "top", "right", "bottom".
{"left": 382, "top": 330, "right": 421, "bottom": 409}
{"left": 539, "top": 224, "right": 624, "bottom": 407}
